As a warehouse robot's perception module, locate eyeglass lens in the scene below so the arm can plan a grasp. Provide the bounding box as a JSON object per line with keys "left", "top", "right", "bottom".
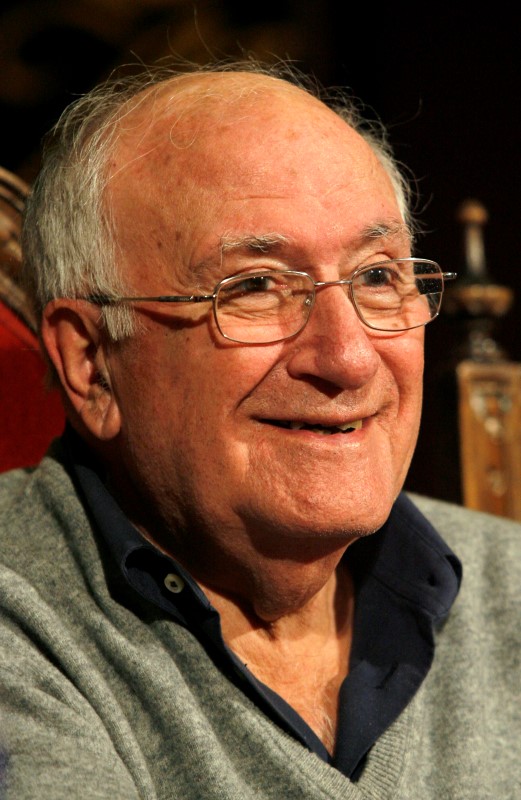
{"left": 215, "top": 261, "right": 443, "bottom": 343}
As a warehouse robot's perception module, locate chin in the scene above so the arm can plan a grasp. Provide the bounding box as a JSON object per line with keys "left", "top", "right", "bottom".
{"left": 290, "top": 484, "right": 396, "bottom": 536}
{"left": 239, "top": 502, "right": 392, "bottom": 562}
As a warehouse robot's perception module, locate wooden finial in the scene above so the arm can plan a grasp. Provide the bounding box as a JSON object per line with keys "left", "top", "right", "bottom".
{"left": 444, "top": 198, "right": 514, "bottom": 343}
{"left": 457, "top": 198, "right": 489, "bottom": 280}
{"left": 457, "top": 199, "right": 489, "bottom": 226}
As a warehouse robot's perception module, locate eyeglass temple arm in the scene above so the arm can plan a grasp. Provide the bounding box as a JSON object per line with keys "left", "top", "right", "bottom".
{"left": 442, "top": 272, "right": 458, "bottom": 281}
{"left": 82, "top": 293, "right": 215, "bottom": 305}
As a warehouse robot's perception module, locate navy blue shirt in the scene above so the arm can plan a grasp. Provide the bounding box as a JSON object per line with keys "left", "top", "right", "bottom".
{"left": 65, "top": 429, "right": 461, "bottom": 781}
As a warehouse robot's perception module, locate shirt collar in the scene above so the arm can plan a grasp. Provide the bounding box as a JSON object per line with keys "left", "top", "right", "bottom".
{"left": 349, "top": 491, "right": 462, "bottom": 625}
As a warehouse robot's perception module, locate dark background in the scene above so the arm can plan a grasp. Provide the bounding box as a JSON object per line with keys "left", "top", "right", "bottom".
{"left": 1, "top": 1, "right": 519, "bottom": 504}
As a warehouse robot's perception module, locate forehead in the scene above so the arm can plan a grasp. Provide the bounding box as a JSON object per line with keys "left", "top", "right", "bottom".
{"left": 106, "top": 73, "right": 404, "bottom": 280}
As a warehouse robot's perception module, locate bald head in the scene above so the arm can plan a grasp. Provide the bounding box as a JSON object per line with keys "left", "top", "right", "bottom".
{"left": 111, "top": 70, "right": 327, "bottom": 151}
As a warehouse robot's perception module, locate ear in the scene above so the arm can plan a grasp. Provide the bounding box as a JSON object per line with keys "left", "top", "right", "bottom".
{"left": 41, "top": 300, "right": 121, "bottom": 441}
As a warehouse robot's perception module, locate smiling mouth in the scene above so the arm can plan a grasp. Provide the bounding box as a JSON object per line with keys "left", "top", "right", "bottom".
{"left": 265, "top": 419, "right": 363, "bottom": 435}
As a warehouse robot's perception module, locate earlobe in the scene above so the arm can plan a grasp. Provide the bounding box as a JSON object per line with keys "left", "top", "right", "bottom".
{"left": 41, "top": 300, "right": 122, "bottom": 441}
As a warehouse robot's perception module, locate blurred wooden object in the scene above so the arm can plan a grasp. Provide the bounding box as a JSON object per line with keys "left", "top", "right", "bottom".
{"left": 446, "top": 200, "right": 521, "bottom": 520}
{"left": 457, "top": 360, "right": 521, "bottom": 519}
{"left": 0, "top": 165, "right": 65, "bottom": 472}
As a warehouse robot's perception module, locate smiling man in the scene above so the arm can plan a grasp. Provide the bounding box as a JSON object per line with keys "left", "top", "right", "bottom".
{"left": 0, "top": 62, "right": 520, "bottom": 799}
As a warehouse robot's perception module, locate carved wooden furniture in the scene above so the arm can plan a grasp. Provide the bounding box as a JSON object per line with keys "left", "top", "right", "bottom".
{"left": 458, "top": 360, "right": 521, "bottom": 520}
{"left": 446, "top": 200, "right": 521, "bottom": 521}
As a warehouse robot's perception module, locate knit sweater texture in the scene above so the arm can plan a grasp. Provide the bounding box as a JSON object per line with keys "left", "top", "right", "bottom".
{"left": 0, "top": 444, "right": 520, "bottom": 799}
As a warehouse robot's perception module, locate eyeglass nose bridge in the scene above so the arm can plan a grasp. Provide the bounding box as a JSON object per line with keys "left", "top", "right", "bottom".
{"left": 313, "top": 277, "right": 354, "bottom": 290}
{"left": 303, "top": 276, "right": 358, "bottom": 324}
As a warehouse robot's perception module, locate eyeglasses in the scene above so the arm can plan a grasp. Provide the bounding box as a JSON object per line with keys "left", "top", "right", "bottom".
{"left": 84, "top": 258, "right": 457, "bottom": 344}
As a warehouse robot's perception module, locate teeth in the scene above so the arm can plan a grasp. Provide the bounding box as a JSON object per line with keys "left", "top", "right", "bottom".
{"left": 286, "top": 420, "right": 363, "bottom": 433}
{"left": 338, "top": 420, "right": 363, "bottom": 432}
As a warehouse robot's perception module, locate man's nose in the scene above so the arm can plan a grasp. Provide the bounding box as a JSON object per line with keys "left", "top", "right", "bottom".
{"left": 286, "top": 284, "right": 380, "bottom": 389}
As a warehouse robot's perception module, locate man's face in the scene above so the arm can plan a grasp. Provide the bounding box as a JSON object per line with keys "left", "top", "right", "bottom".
{"left": 103, "top": 77, "right": 424, "bottom": 570}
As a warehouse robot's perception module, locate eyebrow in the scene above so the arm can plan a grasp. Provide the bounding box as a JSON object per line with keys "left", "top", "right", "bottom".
{"left": 360, "top": 221, "right": 412, "bottom": 242}
{"left": 220, "top": 221, "right": 412, "bottom": 257}
{"left": 220, "top": 233, "right": 290, "bottom": 254}
{"left": 191, "top": 234, "right": 289, "bottom": 285}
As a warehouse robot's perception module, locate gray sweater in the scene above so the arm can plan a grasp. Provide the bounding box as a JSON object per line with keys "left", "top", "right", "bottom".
{"left": 0, "top": 448, "right": 520, "bottom": 799}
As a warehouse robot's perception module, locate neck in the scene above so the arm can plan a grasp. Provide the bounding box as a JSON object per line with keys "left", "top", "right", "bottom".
{"left": 202, "top": 546, "right": 351, "bottom": 622}
{"left": 201, "top": 555, "right": 354, "bottom": 641}
{"left": 137, "top": 513, "right": 358, "bottom": 753}
{"left": 201, "top": 559, "right": 355, "bottom": 755}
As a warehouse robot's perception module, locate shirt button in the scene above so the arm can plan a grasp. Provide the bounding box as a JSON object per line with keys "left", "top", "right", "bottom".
{"left": 164, "top": 573, "right": 185, "bottom": 593}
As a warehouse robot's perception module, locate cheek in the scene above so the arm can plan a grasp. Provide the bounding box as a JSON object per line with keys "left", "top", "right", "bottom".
{"left": 374, "top": 331, "right": 424, "bottom": 441}
{"left": 113, "top": 326, "right": 282, "bottom": 443}
{"left": 400, "top": 337, "right": 424, "bottom": 410}
{"left": 385, "top": 335, "right": 425, "bottom": 468}
{"left": 379, "top": 330, "right": 424, "bottom": 399}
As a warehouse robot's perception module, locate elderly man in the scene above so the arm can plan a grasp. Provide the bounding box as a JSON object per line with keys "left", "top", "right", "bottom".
{"left": 0, "top": 62, "right": 519, "bottom": 799}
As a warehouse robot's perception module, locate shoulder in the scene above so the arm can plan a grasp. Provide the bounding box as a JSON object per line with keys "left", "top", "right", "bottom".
{"left": 0, "top": 464, "right": 34, "bottom": 509}
{"left": 0, "top": 442, "right": 86, "bottom": 571}
{"left": 407, "top": 492, "right": 521, "bottom": 595}
{"left": 0, "top": 440, "right": 71, "bottom": 509}
{"left": 407, "top": 491, "right": 521, "bottom": 543}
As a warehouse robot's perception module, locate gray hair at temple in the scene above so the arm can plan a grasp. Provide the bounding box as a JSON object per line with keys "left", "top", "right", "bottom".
{"left": 21, "top": 60, "right": 416, "bottom": 342}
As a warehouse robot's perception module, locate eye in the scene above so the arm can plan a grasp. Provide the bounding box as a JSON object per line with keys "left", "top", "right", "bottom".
{"left": 352, "top": 264, "right": 406, "bottom": 315}
{"left": 218, "top": 272, "right": 295, "bottom": 313}
{"left": 357, "top": 266, "right": 400, "bottom": 289}
{"left": 234, "top": 274, "right": 278, "bottom": 293}
{"left": 221, "top": 272, "right": 294, "bottom": 302}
